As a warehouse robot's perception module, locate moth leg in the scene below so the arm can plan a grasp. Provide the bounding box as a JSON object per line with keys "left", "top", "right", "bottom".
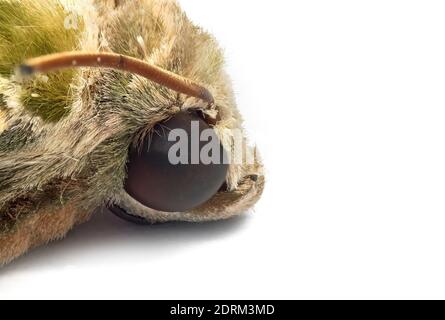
{"left": 0, "top": 204, "right": 92, "bottom": 266}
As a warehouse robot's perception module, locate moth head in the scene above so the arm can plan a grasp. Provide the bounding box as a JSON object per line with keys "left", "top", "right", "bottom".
{"left": 19, "top": 51, "right": 231, "bottom": 221}
{"left": 0, "top": 0, "right": 265, "bottom": 265}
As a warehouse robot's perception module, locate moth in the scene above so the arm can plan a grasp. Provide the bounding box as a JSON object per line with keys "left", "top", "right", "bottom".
{"left": 0, "top": 0, "right": 264, "bottom": 265}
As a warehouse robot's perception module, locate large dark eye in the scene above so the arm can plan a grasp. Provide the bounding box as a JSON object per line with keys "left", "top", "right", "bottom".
{"left": 122, "top": 111, "right": 228, "bottom": 213}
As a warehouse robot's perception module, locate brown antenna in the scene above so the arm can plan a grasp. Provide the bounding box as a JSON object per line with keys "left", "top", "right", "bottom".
{"left": 19, "top": 51, "right": 214, "bottom": 104}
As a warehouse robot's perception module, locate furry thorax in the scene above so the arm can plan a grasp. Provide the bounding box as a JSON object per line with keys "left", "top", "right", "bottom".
{"left": 0, "top": 0, "right": 264, "bottom": 265}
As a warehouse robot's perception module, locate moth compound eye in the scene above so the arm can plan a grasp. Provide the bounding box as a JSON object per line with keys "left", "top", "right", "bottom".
{"left": 123, "top": 111, "right": 229, "bottom": 213}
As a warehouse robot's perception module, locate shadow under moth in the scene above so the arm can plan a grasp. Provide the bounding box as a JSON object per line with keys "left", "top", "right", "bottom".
{"left": 0, "top": 0, "right": 264, "bottom": 265}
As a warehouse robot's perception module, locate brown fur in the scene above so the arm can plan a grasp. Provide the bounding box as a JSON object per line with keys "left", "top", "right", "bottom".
{"left": 0, "top": 203, "right": 91, "bottom": 265}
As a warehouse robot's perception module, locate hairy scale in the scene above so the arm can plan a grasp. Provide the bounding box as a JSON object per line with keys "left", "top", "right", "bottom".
{"left": 0, "top": 0, "right": 84, "bottom": 122}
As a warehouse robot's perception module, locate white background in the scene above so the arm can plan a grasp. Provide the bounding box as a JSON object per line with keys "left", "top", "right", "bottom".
{"left": 2, "top": 0, "right": 445, "bottom": 299}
